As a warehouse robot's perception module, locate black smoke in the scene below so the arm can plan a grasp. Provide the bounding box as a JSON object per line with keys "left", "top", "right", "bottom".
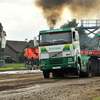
{"left": 34, "top": 0, "right": 100, "bottom": 29}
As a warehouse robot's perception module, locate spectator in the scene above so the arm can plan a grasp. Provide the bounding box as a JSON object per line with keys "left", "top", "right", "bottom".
{"left": 24, "top": 56, "right": 27, "bottom": 67}
{"left": 31, "top": 56, "right": 34, "bottom": 67}
{"left": 36, "top": 56, "right": 39, "bottom": 66}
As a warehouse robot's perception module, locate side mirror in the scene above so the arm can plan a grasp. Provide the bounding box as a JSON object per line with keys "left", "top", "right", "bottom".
{"left": 75, "top": 32, "right": 79, "bottom": 41}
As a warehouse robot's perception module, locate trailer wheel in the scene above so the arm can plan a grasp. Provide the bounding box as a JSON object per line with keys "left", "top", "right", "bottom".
{"left": 43, "top": 70, "right": 50, "bottom": 78}
{"left": 86, "top": 61, "right": 92, "bottom": 78}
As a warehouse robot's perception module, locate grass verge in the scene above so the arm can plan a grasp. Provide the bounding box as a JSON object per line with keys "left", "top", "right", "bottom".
{"left": 93, "top": 97, "right": 100, "bottom": 100}
{"left": 0, "top": 63, "right": 38, "bottom": 71}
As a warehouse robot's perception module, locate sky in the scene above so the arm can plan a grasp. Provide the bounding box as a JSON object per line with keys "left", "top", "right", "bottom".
{"left": 0, "top": 0, "right": 72, "bottom": 42}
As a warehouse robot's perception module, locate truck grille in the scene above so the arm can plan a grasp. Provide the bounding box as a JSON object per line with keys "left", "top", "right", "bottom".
{"left": 49, "top": 52, "right": 62, "bottom": 58}
{"left": 50, "top": 59, "right": 62, "bottom": 64}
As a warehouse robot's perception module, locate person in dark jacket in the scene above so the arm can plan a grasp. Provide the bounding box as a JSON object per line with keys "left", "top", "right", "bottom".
{"left": 24, "top": 56, "right": 27, "bottom": 67}
{"left": 36, "top": 56, "right": 39, "bottom": 66}
{"left": 31, "top": 56, "right": 34, "bottom": 67}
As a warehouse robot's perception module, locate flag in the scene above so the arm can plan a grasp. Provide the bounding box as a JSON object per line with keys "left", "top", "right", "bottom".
{"left": 1, "top": 32, "right": 6, "bottom": 48}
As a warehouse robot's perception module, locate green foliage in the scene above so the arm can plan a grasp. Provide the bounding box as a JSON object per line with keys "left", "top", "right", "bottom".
{"left": 3, "top": 31, "right": 6, "bottom": 36}
{"left": 60, "top": 19, "right": 79, "bottom": 28}
{"left": 18, "top": 44, "right": 31, "bottom": 62}
{"left": 14, "top": 59, "right": 20, "bottom": 63}
{"left": 0, "top": 23, "right": 3, "bottom": 53}
{"left": 60, "top": 19, "right": 90, "bottom": 49}
{"left": 0, "top": 23, "right": 3, "bottom": 32}
{"left": 0, "top": 23, "right": 6, "bottom": 57}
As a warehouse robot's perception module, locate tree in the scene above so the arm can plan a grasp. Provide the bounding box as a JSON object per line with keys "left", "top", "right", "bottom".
{"left": 60, "top": 19, "right": 79, "bottom": 28}
{"left": 0, "top": 23, "right": 6, "bottom": 37}
{"left": 0, "top": 23, "right": 3, "bottom": 47}
{"left": 18, "top": 44, "right": 31, "bottom": 62}
{"left": 3, "top": 30, "right": 6, "bottom": 36}
{"left": 60, "top": 19, "right": 90, "bottom": 49}
{"left": 0, "top": 23, "right": 6, "bottom": 56}
{"left": 29, "top": 40, "right": 34, "bottom": 46}
{"left": 29, "top": 39, "right": 38, "bottom": 48}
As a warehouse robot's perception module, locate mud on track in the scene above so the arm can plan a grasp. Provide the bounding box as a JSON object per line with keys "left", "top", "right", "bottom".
{"left": 0, "top": 72, "right": 100, "bottom": 100}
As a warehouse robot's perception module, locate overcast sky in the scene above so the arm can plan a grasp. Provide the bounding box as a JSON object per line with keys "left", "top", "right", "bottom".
{"left": 0, "top": 0, "right": 71, "bottom": 41}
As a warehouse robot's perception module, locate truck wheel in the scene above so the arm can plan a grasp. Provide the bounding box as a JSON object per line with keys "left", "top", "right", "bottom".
{"left": 77, "top": 63, "right": 81, "bottom": 76}
{"left": 75, "top": 63, "right": 81, "bottom": 75}
{"left": 86, "top": 61, "right": 92, "bottom": 78}
{"left": 43, "top": 70, "right": 50, "bottom": 78}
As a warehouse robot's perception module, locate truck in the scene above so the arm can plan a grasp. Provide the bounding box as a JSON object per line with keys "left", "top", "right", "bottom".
{"left": 80, "top": 20, "right": 100, "bottom": 77}
{"left": 37, "top": 28, "right": 91, "bottom": 78}
{"left": 24, "top": 48, "right": 39, "bottom": 66}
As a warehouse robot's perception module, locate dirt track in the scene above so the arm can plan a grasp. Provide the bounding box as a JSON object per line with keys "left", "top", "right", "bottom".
{"left": 0, "top": 72, "right": 100, "bottom": 100}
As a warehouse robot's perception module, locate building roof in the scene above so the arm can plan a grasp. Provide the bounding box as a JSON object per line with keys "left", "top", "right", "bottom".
{"left": 6, "top": 40, "right": 33, "bottom": 53}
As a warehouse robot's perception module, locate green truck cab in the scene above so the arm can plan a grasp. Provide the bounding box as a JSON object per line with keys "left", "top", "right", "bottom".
{"left": 38, "top": 28, "right": 90, "bottom": 78}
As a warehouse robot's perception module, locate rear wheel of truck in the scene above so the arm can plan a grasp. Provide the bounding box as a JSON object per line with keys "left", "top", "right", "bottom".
{"left": 86, "top": 61, "right": 92, "bottom": 78}
{"left": 43, "top": 70, "right": 50, "bottom": 78}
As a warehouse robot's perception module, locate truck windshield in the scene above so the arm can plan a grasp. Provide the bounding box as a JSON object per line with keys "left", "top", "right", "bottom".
{"left": 39, "top": 31, "right": 72, "bottom": 46}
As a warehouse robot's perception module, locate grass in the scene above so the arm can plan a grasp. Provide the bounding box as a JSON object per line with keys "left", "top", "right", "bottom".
{"left": 93, "top": 97, "right": 100, "bottom": 100}
{"left": 0, "top": 63, "right": 38, "bottom": 71}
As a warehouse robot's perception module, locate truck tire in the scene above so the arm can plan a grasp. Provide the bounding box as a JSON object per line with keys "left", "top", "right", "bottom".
{"left": 43, "top": 70, "right": 50, "bottom": 78}
{"left": 86, "top": 61, "right": 92, "bottom": 78}
{"left": 77, "top": 63, "right": 81, "bottom": 76}
{"left": 75, "top": 61, "right": 81, "bottom": 76}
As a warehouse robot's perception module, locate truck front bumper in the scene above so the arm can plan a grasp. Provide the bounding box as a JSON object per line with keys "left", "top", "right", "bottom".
{"left": 40, "top": 62, "right": 76, "bottom": 71}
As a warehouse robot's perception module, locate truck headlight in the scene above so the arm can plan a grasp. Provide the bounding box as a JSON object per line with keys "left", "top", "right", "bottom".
{"left": 68, "top": 58, "right": 72, "bottom": 61}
